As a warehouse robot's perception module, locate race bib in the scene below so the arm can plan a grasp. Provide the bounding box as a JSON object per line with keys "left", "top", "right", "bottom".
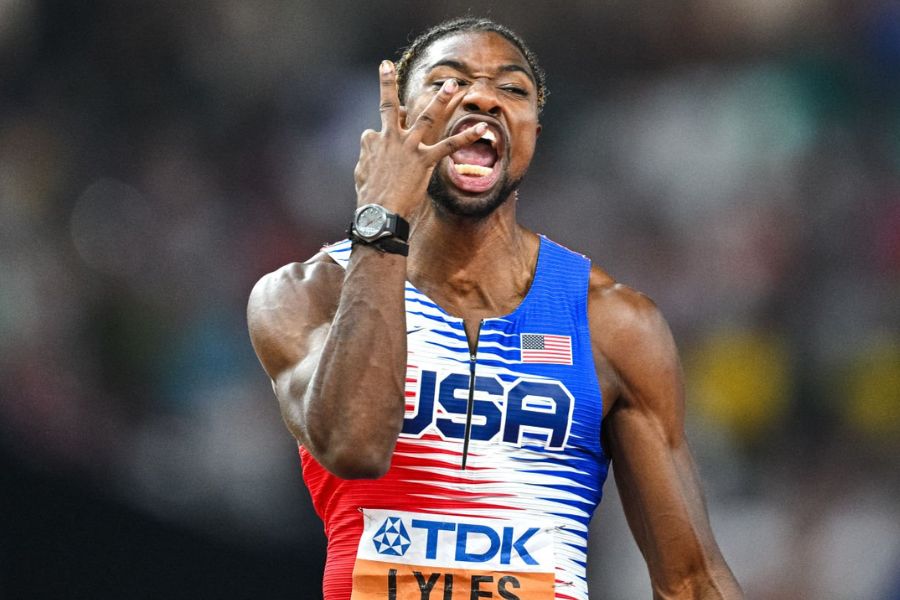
{"left": 350, "top": 509, "right": 556, "bottom": 599}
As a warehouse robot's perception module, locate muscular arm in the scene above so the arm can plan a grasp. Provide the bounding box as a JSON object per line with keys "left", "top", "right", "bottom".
{"left": 247, "top": 62, "right": 486, "bottom": 479}
{"left": 247, "top": 249, "right": 408, "bottom": 479}
{"left": 591, "top": 274, "right": 742, "bottom": 598}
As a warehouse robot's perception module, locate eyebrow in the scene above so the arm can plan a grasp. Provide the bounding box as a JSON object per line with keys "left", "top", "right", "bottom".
{"left": 427, "top": 59, "right": 536, "bottom": 85}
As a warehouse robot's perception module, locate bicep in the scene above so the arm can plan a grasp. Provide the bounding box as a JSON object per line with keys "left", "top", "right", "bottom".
{"left": 247, "top": 260, "right": 341, "bottom": 379}
{"left": 269, "top": 320, "right": 331, "bottom": 445}
{"left": 247, "top": 260, "right": 342, "bottom": 439}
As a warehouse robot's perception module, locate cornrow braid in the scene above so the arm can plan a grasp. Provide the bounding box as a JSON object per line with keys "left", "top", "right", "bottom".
{"left": 395, "top": 17, "right": 547, "bottom": 112}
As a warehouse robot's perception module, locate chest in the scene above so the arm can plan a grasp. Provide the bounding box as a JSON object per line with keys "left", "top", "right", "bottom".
{"left": 400, "top": 284, "right": 604, "bottom": 467}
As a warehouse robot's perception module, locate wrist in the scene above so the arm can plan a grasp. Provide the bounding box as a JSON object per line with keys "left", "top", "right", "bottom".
{"left": 348, "top": 232, "right": 409, "bottom": 256}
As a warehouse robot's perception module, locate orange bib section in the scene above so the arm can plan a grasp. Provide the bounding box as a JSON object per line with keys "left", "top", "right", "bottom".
{"left": 350, "top": 558, "right": 555, "bottom": 599}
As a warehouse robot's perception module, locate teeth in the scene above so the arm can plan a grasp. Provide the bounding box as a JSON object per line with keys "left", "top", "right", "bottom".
{"left": 468, "top": 123, "right": 497, "bottom": 149}
{"left": 454, "top": 164, "right": 493, "bottom": 176}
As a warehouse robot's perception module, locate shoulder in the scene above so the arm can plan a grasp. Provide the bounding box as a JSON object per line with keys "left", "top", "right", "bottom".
{"left": 586, "top": 265, "right": 681, "bottom": 413}
{"left": 247, "top": 253, "right": 345, "bottom": 378}
{"left": 248, "top": 253, "right": 345, "bottom": 319}
{"left": 587, "top": 266, "right": 668, "bottom": 342}
{"left": 251, "top": 251, "right": 343, "bottom": 295}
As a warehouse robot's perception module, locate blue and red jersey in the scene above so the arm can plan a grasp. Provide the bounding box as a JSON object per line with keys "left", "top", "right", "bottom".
{"left": 302, "top": 235, "right": 610, "bottom": 599}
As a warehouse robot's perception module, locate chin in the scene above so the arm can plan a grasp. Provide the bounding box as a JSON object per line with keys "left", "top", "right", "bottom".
{"left": 427, "top": 168, "right": 522, "bottom": 220}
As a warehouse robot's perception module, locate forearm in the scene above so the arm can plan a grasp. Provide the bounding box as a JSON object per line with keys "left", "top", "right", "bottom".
{"left": 613, "top": 432, "right": 742, "bottom": 599}
{"left": 301, "top": 245, "right": 408, "bottom": 477}
{"left": 269, "top": 60, "right": 484, "bottom": 478}
{"left": 663, "top": 449, "right": 743, "bottom": 599}
{"left": 652, "top": 567, "right": 743, "bottom": 600}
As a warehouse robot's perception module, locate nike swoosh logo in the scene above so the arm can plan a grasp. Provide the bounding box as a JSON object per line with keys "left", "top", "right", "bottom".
{"left": 406, "top": 327, "right": 426, "bottom": 335}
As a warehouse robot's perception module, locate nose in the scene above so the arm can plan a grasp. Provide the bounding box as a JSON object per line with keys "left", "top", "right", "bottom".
{"left": 462, "top": 80, "right": 501, "bottom": 116}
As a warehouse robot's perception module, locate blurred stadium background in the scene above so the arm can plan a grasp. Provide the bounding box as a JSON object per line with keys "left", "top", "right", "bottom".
{"left": 2, "top": 1, "right": 899, "bottom": 598}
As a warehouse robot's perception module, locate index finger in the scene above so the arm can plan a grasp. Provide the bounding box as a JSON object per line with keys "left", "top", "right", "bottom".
{"left": 378, "top": 60, "right": 401, "bottom": 132}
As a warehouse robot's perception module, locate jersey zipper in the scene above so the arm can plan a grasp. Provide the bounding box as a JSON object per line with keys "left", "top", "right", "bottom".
{"left": 460, "top": 320, "right": 482, "bottom": 470}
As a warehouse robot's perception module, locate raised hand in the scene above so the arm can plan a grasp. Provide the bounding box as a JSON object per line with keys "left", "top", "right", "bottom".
{"left": 353, "top": 60, "right": 487, "bottom": 218}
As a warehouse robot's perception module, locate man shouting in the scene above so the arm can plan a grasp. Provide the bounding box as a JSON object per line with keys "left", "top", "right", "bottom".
{"left": 248, "top": 17, "right": 742, "bottom": 600}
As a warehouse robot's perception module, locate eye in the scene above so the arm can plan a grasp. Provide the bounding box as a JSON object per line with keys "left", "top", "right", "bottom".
{"left": 501, "top": 85, "right": 528, "bottom": 97}
{"left": 433, "top": 78, "right": 468, "bottom": 89}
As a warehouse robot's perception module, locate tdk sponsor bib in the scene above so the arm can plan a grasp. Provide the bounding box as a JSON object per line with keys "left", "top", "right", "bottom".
{"left": 302, "top": 236, "right": 611, "bottom": 600}
{"left": 351, "top": 509, "right": 555, "bottom": 599}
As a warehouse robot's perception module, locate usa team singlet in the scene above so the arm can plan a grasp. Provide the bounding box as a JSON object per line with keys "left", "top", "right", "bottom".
{"left": 302, "top": 235, "right": 610, "bottom": 600}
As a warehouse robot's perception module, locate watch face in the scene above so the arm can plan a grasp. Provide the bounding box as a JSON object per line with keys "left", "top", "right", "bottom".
{"left": 356, "top": 205, "right": 386, "bottom": 238}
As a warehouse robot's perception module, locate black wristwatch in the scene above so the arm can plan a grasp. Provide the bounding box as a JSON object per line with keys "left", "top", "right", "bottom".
{"left": 348, "top": 204, "right": 410, "bottom": 256}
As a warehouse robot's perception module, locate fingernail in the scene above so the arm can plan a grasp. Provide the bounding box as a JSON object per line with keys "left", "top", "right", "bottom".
{"left": 442, "top": 79, "right": 457, "bottom": 93}
{"left": 380, "top": 60, "right": 393, "bottom": 74}
{"left": 473, "top": 122, "right": 488, "bottom": 134}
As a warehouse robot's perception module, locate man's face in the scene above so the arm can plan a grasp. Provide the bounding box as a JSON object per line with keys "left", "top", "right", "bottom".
{"left": 404, "top": 31, "right": 541, "bottom": 218}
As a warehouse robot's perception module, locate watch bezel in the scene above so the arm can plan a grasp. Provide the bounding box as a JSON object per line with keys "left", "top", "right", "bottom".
{"left": 354, "top": 205, "right": 388, "bottom": 240}
{"left": 353, "top": 204, "right": 395, "bottom": 242}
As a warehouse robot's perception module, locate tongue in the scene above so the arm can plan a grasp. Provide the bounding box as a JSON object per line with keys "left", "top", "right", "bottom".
{"left": 451, "top": 143, "right": 496, "bottom": 167}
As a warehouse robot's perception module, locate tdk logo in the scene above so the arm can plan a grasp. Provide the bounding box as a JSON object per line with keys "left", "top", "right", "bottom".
{"left": 361, "top": 510, "right": 554, "bottom": 579}
{"left": 402, "top": 370, "right": 575, "bottom": 450}
{"left": 410, "top": 519, "right": 540, "bottom": 566}
{"left": 372, "top": 516, "right": 411, "bottom": 557}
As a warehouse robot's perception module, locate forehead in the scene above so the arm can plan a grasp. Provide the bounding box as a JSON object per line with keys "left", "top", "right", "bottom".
{"left": 415, "top": 31, "right": 532, "bottom": 78}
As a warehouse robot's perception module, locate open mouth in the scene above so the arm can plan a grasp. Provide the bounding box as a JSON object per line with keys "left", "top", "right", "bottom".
{"left": 445, "top": 117, "right": 505, "bottom": 194}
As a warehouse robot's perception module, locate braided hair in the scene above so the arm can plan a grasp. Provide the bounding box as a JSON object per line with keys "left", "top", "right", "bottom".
{"left": 395, "top": 17, "right": 548, "bottom": 112}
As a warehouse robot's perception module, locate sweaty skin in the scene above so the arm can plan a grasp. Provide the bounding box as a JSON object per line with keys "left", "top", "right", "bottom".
{"left": 248, "top": 31, "right": 743, "bottom": 599}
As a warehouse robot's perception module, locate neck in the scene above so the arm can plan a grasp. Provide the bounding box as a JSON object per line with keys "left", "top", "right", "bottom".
{"left": 406, "top": 194, "right": 539, "bottom": 319}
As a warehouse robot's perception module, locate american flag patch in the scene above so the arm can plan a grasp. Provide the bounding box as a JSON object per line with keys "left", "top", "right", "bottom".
{"left": 520, "top": 333, "right": 573, "bottom": 365}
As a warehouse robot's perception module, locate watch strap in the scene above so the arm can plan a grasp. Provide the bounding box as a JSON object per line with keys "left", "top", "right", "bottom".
{"left": 388, "top": 213, "right": 410, "bottom": 242}
{"left": 371, "top": 235, "right": 409, "bottom": 256}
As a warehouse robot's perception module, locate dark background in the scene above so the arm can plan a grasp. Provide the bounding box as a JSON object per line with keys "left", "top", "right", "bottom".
{"left": 2, "top": 1, "right": 899, "bottom": 598}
